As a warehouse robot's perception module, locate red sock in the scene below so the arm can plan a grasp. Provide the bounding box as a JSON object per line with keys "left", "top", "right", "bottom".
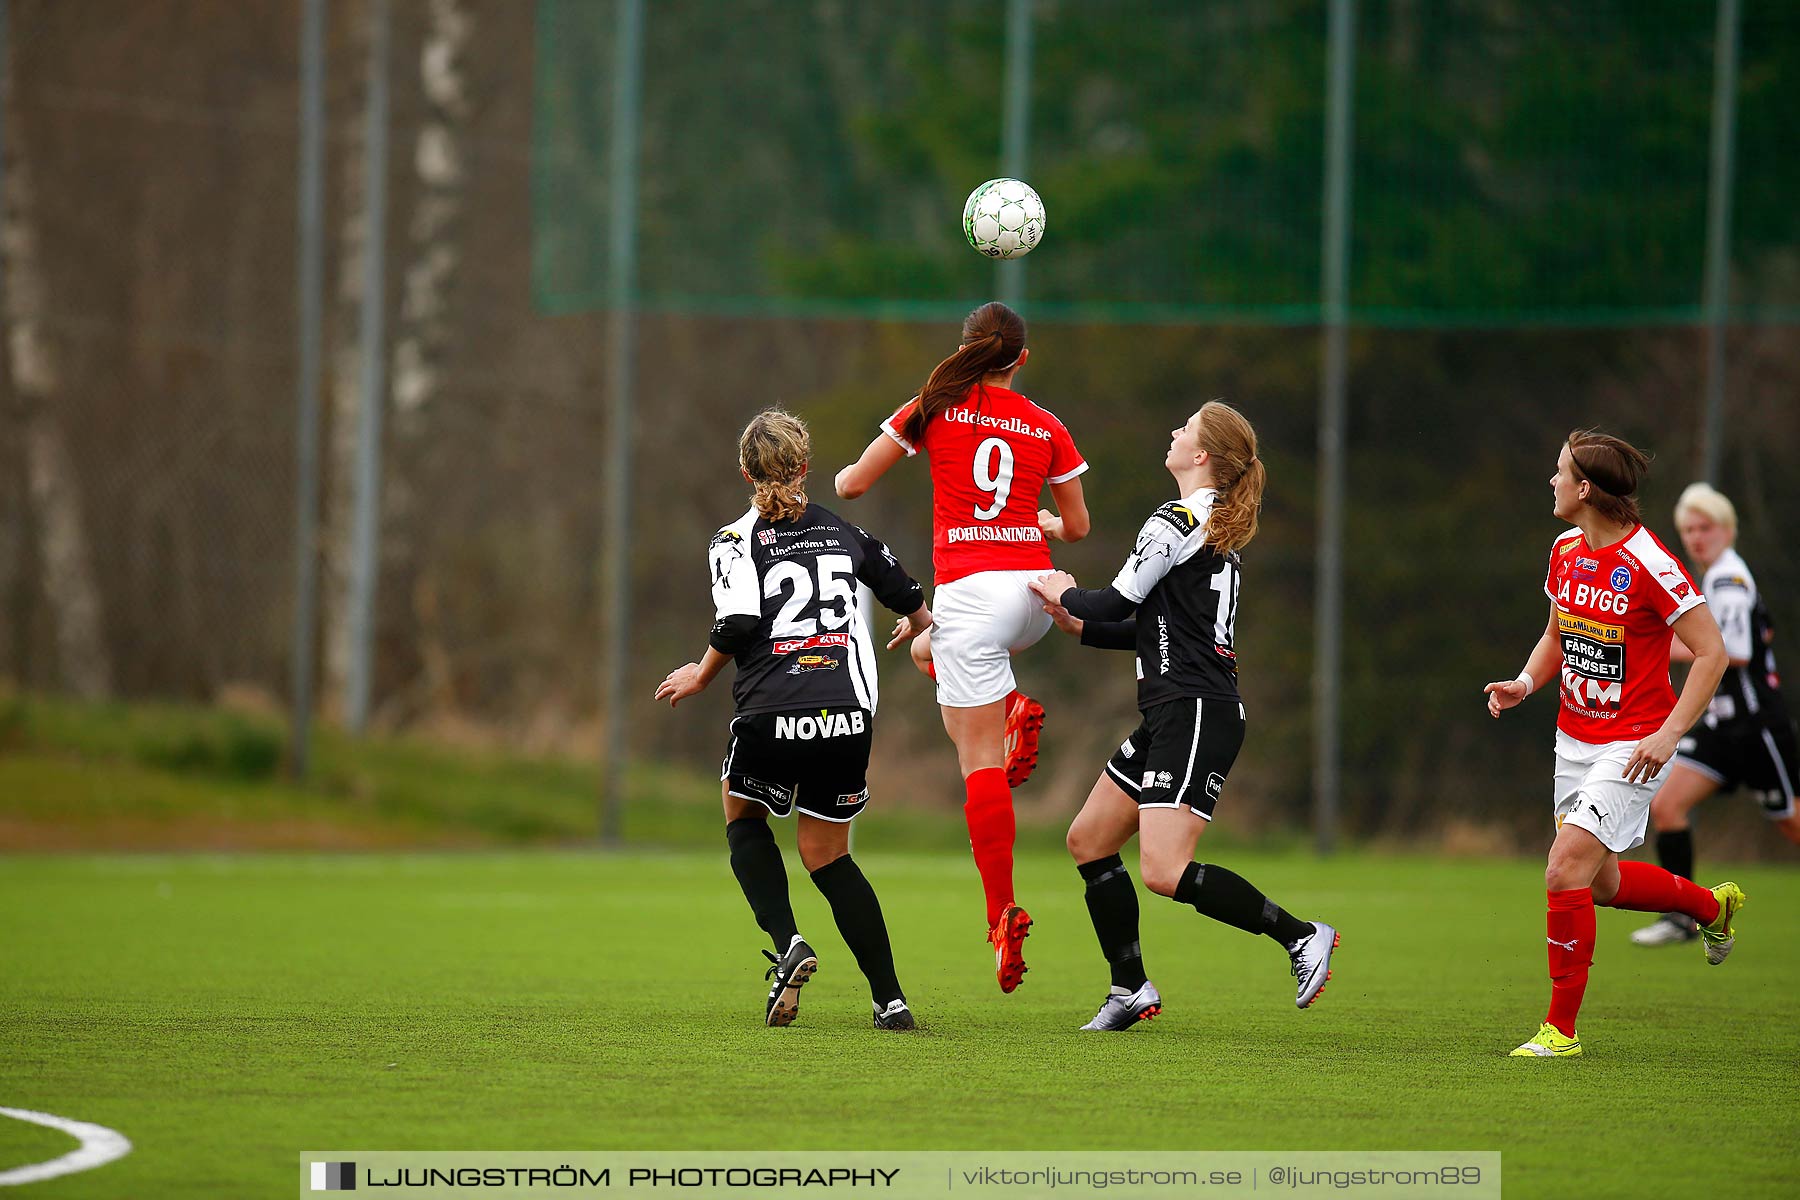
{"left": 1606, "top": 861, "right": 1720, "bottom": 924}
{"left": 963, "top": 767, "right": 1015, "bottom": 927}
{"left": 1545, "top": 887, "right": 1595, "bottom": 1038}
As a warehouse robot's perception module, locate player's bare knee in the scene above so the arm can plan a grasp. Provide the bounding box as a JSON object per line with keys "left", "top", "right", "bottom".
{"left": 1066, "top": 823, "right": 1105, "bottom": 862}
{"left": 796, "top": 826, "right": 849, "bottom": 873}
{"left": 1544, "top": 857, "right": 1589, "bottom": 892}
{"left": 1138, "top": 858, "right": 1182, "bottom": 897}
{"left": 801, "top": 846, "right": 847, "bottom": 874}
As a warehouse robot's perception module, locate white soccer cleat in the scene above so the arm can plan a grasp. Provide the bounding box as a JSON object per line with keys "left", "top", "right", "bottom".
{"left": 1630, "top": 914, "right": 1697, "bottom": 947}
{"left": 1080, "top": 981, "right": 1162, "bottom": 1031}
{"left": 1288, "top": 922, "right": 1340, "bottom": 1009}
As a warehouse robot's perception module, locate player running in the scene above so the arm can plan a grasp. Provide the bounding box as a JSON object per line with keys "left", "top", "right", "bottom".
{"left": 656, "top": 409, "right": 930, "bottom": 1031}
{"left": 1029, "top": 402, "right": 1339, "bottom": 1030}
{"left": 1485, "top": 430, "right": 1743, "bottom": 1059}
{"left": 1633, "top": 483, "right": 1799, "bottom": 947}
{"left": 835, "top": 301, "right": 1090, "bottom": 994}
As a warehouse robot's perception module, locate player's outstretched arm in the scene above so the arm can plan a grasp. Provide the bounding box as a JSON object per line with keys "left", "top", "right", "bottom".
{"left": 1485, "top": 602, "right": 1563, "bottom": 718}
{"left": 886, "top": 605, "right": 932, "bottom": 651}
{"left": 655, "top": 646, "right": 732, "bottom": 708}
{"left": 835, "top": 434, "right": 905, "bottom": 499}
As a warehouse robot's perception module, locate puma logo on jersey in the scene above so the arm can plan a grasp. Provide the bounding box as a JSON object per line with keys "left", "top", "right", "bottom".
{"left": 774, "top": 711, "right": 866, "bottom": 740}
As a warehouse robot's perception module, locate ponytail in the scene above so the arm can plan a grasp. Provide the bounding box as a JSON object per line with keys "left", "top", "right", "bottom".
{"left": 902, "top": 301, "right": 1026, "bottom": 445}
{"left": 1567, "top": 427, "right": 1650, "bottom": 527}
{"left": 1195, "top": 401, "right": 1264, "bottom": 555}
{"left": 739, "top": 409, "right": 811, "bottom": 523}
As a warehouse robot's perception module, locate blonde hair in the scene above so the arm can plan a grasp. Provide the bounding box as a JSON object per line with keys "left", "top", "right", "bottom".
{"left": 1197, "top": 400, "right": 1264, "bottom": 555}
{"left": 1674, "top": 482, "right": 1737, "bottom": 538}
{"left": 739, "top": 409, "right": 810, "bottom": 522}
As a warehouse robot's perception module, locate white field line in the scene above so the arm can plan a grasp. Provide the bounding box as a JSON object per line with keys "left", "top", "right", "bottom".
{"left": 0, "top": 1108, "right": 132, "bottom": 1186}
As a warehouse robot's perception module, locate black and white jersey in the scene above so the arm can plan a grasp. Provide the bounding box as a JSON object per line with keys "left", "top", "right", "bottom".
{"left": 1066, "top": 488, "right": 1242, "bottom": 710}
{"left": 1701, "top": 548, "right": 1790, "bottom": 732}
{"left": 707, "top": 503, "right": 924, "bottom": 717}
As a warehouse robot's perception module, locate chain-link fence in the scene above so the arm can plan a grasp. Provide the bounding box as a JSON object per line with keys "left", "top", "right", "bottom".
{"left": 3, "top": 0, "right": 1796, "bottom": 848}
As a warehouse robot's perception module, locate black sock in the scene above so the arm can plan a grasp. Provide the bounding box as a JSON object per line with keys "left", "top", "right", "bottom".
{"left": 725, "top": 818, "right": 798, "bottom": 951}
{"left": 1078, "top": 854, "right": 1147, "bottom": 991}
{"left": 1656, "top": 828, "right": 1695, "bottom": 882}
{"left": 809, "top": 855, "right": 903, "bottom": 1007}
{"left": 1173, "top": 862, "right": 1314, "bottom": 946}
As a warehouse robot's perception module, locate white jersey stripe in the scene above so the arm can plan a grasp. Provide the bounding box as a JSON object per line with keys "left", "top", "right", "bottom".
{"left": 845, "top": 616, "right": 878, "bottom": 713}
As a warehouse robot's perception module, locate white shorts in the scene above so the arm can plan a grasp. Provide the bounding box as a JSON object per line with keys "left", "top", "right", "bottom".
{"left": 1552, "top": 730, "right": 1666, "bottom": 853}
{"left": 929, "top": 570, "right": 1055, "bottom": 708}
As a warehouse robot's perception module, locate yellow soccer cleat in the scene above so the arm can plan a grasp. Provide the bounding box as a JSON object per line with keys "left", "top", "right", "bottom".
{"left": 1509, "top": 1022, "right": 1582, "bottom": 1058}
{"left": 1701, "top": 881, "right": 1746, "bottom": 966}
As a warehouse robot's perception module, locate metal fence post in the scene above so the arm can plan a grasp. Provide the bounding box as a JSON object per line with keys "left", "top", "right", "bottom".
{"left": 600, "top": 0, "right": 646, "bottom": 844}
{"left": 997, "top": 0, "right": 1033, "bottom": 308}
{"left": 1699, "top": 0, "right": 1741, "bottom": 484}
{"left": 344, "top": 0, "right": 392, "bottom": 734}
{"left": 1312, "top": 0, "right": 1357, "bottom": 856}
{"left": 289, "top": 0, "right": 327, "bottom": 776}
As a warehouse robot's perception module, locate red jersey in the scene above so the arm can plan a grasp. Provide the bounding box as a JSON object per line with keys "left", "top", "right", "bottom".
{"left": 1544, "top": 524, "right": 1705, "bottom": 744}
{"left": 882, "top": 386, "right": 1087, "bottom": 585}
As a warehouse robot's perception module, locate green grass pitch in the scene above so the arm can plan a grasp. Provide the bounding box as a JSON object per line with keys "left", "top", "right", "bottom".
{"left": 2, "top": 849, "right": 1796, "bottom": 1198}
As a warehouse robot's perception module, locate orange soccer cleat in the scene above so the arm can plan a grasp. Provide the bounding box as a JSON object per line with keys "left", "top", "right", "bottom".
{"left": 1002, "top": 692, "right": 1047, "bottom": 789}
{"left": 989, "top": 903, "right": 1033, "bottom": 993}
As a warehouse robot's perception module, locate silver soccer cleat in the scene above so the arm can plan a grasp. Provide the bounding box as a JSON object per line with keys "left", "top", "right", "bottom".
{"left": 1288, "top": 922, "right": 1340, "bottom": 1009}
{"left": 1080, "top": 980, "right": 1162, "bottom": 1031}
{"left": 1630, "top": 914, "right": 1697, "bottom": 947}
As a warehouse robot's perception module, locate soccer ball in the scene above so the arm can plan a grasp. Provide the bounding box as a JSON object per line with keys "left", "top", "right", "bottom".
{"left": 962, "top": 178, "right": 1045, "bottom": 259}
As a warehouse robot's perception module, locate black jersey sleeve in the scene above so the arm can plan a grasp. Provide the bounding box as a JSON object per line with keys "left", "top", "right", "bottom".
{"left": 709, "top": 614, "right": 759, "bottom": 656}
{"left": 851, "top": 525, "right": 925, "bottom": 615}
{"left": 1059, "top": 585, "right": 1138, "bottom": 623}
{"left": 1079, "top": 617, "right": 1137, "bottom": 651}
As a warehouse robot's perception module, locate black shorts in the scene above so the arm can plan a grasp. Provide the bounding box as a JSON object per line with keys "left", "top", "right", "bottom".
{"left": 1674, "top": 717, "right": 1799, "bottom": 820}
{"left": 721, "top": 707, "right": 873, "bottom": 822}
{"left": 1104, "top": 697, "right": 1246, "bottom": 820}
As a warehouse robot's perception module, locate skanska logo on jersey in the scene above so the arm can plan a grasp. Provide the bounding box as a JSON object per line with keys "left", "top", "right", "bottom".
{"left": 776, "top": 711, "right": 866, "bottom": 740}
{"left": 940, "top": 407, "right": 1052, "bottom": 440}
